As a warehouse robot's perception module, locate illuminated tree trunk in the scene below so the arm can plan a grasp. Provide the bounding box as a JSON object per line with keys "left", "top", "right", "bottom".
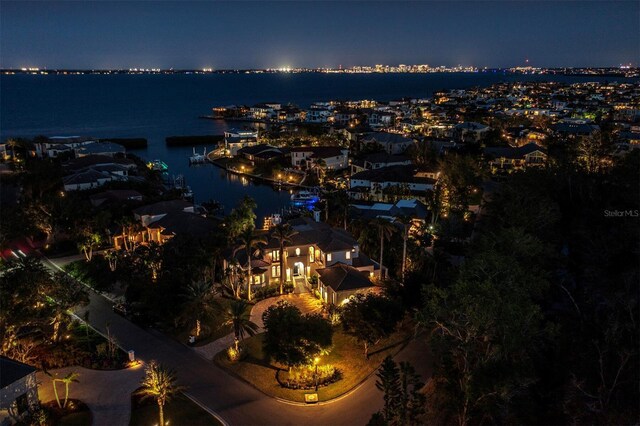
{"left": 246, "top": 248, "right": 253, "bottom": 301}
{"left": 52, "top": 380, "right": 62, "bottom": 408}
{"left": 158, "top": 400, "right": 165, "bottom": 426}
{"left": 279, "top": 245, "right": 284, "bottom": 295}
{"left": 195, "top": 319, "right": 201, "bottom": 337}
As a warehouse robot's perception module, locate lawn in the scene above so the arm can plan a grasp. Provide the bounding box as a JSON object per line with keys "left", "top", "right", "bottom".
{"left": 129, "top": 392, "right": 222, "bottom": 426}
{"left": 214, "top": 325, "right": 413, "bottom": 403}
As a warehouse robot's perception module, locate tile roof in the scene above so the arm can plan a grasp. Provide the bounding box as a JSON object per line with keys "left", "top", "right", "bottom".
{"left": 317, "top": 264, "right": 375, "bottom": 292}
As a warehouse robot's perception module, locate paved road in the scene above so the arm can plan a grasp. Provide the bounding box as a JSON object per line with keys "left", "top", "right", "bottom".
{"left": 46, "top": 257, "right": 432, "bottom": 426}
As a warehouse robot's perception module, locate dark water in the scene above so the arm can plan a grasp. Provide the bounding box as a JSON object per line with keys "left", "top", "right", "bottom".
{"left": 1, "top": 72, "right": 634, "bottom": 221}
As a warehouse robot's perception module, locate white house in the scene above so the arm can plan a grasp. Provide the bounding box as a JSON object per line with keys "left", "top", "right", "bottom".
{"left": 290, "top": 147, "right": 349, "bottom": 170}
{"left": 224, "top": 129, "right": 259, "bottom": 156}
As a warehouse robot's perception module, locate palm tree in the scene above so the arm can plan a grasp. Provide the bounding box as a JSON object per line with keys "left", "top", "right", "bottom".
{"left": 395, "top": 215, "right": 412, "bottom": 284}
{"left": 104, "top": 249, "right": 119, "bottom": 272}
{"left": 48, "top": 371, "right": 79, "bottom": 409}
{"left": 233, "top": 228, "right": 267, "bottom": 301}
{"left": 221, "top": 260, "right": 243, "bottom": 299}
{"left": 221, "top": 299, "right": 259, "bottom": 351}
{"left": 179, "top": 281, "right": 219, "bottom": 338}
{"left": 313, "top": 158, "right": 327, "bottom": 182}
{"left": 136, "top": 361, "right": 184, "bottom": 426}
{"left": 374, "top": 218, "right": 396, "bottom": 280}
{"left": 272, "top": 224, "right": 297, "bottom": 294}
{"left": 327, "top": 190, "right": 350, "bottom": 230}
{"left": 78, "top": 232, "right": 102, "bottom": 262}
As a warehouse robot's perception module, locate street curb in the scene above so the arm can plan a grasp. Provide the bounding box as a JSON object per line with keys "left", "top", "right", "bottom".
{"left": 183, "top": 392, "right": 229, "bottom": 426}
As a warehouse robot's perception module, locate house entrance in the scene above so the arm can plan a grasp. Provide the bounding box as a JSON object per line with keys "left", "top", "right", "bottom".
{"left": 293, "top": 261, "right": 305, "bottom": 277}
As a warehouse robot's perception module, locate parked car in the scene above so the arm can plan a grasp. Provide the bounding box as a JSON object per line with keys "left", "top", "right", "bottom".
{"left": 112, "top": 303, "right": 129, "bottom": 316}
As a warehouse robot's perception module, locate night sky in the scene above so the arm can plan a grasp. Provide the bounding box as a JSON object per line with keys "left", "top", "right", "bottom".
{"left": 1, "top": 1, "right": 638, "bottom": 69}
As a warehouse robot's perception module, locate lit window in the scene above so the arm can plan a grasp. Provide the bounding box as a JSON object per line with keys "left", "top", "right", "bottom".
{"left": 272, "top": 250, "right": 280, "bottom": 261}
{"left": 327, "top": 253, "right": 332, "bottom": 262}
{"left": 271, "top": 265, "right": 281, "bottom": 278}
{"left": 345, "top": 251, "right": 351, "bottom": 260}
{"left": 295, "top": 247, "right": 301, "bottom": 256}
{"left": 309, "top": 247, "right": 315, "bottom": 262}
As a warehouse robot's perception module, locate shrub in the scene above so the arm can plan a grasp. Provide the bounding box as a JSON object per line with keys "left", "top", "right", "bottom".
{"left": 253, "top": 285, "right": 279, "bottom": 301}
{"left": 280, "top": 364, "right": 342, "bottom": 390}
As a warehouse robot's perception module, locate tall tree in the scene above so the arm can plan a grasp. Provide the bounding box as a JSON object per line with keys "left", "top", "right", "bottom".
{"left": 262, "top": 301, "right": 333, "bottom": 371}
{"left": 234, "top": 228, "right": 267, "bottom": 301}
{"left": 47, "top": 272, "right": 89, "bottom": 342}
{"left": 136, "top": 361, "right": 185, "bottom": 426}
{"left": 272, "top": 223, "right": 297, "bottom": 294}
{"left": 179, "top": 281, "right": 219, "bottom": 338}
{"left": 225, "top": 196, "right": 257, "bottom": 240}
{"left": 395, "top": 216, "right": 412, "bottom": 283}
{"left": 374, "top": 218, "right": 396, "bottom": 279}
{"left": 341, "top": 293, "right": 403, "bottom": 358}
{"left": 78, "top": 232, "right": 102, "bottom": 262}
{"left": 221, "top": 299, "right": 259, "bottom": 351}
{"left": 370, "top": 356, "right": 426, "bottom": 425}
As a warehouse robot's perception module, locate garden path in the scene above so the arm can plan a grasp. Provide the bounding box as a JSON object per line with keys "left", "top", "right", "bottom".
{"left": 36, "top": 365, "right": 145, "bottom": 426}
{"left": 193, "top": 292, "right": 322, "bottom": 361}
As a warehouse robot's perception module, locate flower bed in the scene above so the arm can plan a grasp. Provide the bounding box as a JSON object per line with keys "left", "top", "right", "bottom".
{"left": 277, "top": 365, "right": 342, "bottom": 390}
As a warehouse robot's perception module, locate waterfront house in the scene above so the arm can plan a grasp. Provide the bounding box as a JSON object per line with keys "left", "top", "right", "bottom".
{"left": 113, "top": 200, "right": 216, "bottom": 249}
{"left": 35, "top": 136, "right": 96, "bottom": 158}
{"left": 0, "top": 356, "right": 39, "bottom": 424}
{"left": 223, "top": 217, "right": 381, "bottom": 293}
{"left": 224, "top": 129, "right": 259, "bottom": 156}
{"left": 236, "top": 144, "right": 283, "bottom": 165}
{"left": 290, "top": 146, "right": 349, "bottom": 171}
{"left": 61, "top": 154, "right": 135, "bottom": 192}
{"left": 75, "top": 141, "right": 126, "bottom": 158}
{"left": 63, "top": 155, "right": 137, "bottom": 173}
{"left": 249, "top": 103, "right": 280, "bottom": 120}
{"left": 359, "top": 132, "right": 415, "bottom": 155}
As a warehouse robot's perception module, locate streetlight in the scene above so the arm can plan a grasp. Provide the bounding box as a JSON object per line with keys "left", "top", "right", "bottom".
{"left": 314, "top": 357, "right": 320, "bottom": 391}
